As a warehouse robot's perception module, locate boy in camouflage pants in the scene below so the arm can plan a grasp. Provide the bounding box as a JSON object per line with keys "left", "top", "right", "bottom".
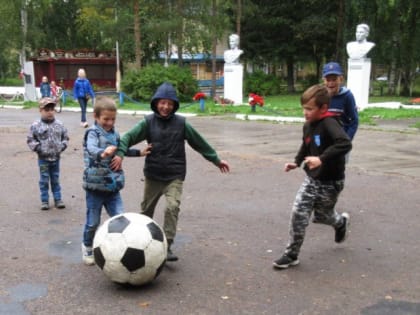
{"left": 273, "top": 84, "right": 352, "bottom": 269}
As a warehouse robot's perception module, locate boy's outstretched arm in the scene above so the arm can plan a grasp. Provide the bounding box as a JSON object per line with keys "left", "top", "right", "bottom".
{"left": 218, "top": 160, "right": 230, "bottom": 173}
{"left": 284, "top": 162, "right": 298, "bottom": 172}
{"left": 185, "top": 121, "right": 229, "bottom": 172}
{"left": 110, "top": 144, "right": 152, "bottom": 171}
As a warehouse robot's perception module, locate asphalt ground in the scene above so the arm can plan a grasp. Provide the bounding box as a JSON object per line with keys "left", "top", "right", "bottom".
{"left": 1, "top": 107, "right": 419, "bottom": 315}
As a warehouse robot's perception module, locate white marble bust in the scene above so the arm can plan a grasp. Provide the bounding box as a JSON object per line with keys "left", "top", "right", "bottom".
{"left": 346, "top": 24, "right": 375, "bottom": 59}
{"left": 224, "top": 34, "right": 243, "bottom": 64}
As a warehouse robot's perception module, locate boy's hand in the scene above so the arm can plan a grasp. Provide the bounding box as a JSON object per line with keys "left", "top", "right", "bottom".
{"left": 141, "top": 143, "right": 153, "bottom": 156}
{"left": 284, "top": 162, "right": 297, "bottom": 172}
{"left": 304, "top": 156, "right": 322, "bottom": 170}
{"left": 101, "top": 145, "right": 117, "bottom": 158}
{"left": 110, "top": 155, "right": 122, "bottom": 171}
{"left": 218, "top": 160, "right": 230, "bottom": 173}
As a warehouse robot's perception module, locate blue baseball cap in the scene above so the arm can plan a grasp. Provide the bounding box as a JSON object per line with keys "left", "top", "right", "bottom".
{"left": 322, "top": 62, "right": 343, "bottom": 77}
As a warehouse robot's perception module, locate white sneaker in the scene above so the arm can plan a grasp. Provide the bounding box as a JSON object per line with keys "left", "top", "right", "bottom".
{"left": 81, "top": 243, "right": 95, "bottom": 266}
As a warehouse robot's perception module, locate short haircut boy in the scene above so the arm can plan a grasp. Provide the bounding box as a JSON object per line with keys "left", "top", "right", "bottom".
{"left": 301, "top": 84, "right": 330, "bottom": 108}
{"left": 93, "top": 96, "right": 117, "bottom": 116}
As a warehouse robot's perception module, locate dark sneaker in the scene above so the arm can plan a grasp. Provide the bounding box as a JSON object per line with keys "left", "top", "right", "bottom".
{"left": 273, "top": 254, "right": 299, "bottom": 269}
{"left": 55, "top": 200, "right": 66, "bottom": 209}
{"left": 166, "top": 248, "right": 178, "bottom": 262}
{"left": 335, "top": 212, "right": 350, "bottom": 243}
{"left": 41, "top": 202, "right": 49, "bottom": 210}
{"left": 312, "top": 216, "right": 322, "bottom": 224}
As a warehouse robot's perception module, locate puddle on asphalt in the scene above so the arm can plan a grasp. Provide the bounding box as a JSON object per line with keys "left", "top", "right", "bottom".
{"left": 361, "top": 300, "right": 420, "bottom": 314}
{"left": 0, "top": 283, "right": 47, "bottom": 315}
{"left": 7, "top": 283, "right": 47, "bottom": 303}
{"left": 0, "top": 302, "right": 30, "bottom": 315}
{"left": 48, "top": 234, "right": 81, "bottom": 264}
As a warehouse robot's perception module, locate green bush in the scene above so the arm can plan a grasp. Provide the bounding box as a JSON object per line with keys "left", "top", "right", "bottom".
{"left": 244, "top": 70, "right": 283, "bottom": 96}
{"left": 0, "top": 78, "right": 23, "bottom": 86}
{"left": 121, "top": 63, "right": 198, "bottom": 102}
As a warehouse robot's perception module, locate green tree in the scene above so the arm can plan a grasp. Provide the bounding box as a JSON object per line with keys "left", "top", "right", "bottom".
{"left": 241, "top": 0, "right": 337, "bottom": 92}
{"left": 0, "top": 1, "right": 21, "bottom": 78}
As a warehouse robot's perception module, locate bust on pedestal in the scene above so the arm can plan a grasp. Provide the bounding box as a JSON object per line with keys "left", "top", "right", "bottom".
{"left": 224, "top": 34, "right": 244, "bottom": 105}
{"left": 346, "top": 23, "right": 375, "bottom": 60}
{"left": 224, "top": 34, "right": 243, "bottom": 65}
{"left": 346, "top": 24, "right": 375, "bottom": 110}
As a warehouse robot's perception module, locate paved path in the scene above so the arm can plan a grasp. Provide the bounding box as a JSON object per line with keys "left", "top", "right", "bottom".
{"left": 0, "top": 108, "right": 419, "bottom": 315}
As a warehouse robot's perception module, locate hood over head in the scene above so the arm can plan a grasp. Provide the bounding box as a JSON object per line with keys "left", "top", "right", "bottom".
{"left": 150, "top": 82, "right": 180, "bottom": 114}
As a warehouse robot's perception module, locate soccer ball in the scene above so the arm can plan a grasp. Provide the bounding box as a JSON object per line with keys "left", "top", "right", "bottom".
{"left": 93, "top": 212, "right": 167, "bottom": 286}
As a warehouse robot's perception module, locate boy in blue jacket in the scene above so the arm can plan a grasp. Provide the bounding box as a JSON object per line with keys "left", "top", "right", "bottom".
{"left": 39, "top": 76, "right": 51, "bottom": 98}
{"left": 322, "top": 62, "right": 358, "bottom": 140}
{"left": 73, "top": 68, "right": 95, "bottom": 128}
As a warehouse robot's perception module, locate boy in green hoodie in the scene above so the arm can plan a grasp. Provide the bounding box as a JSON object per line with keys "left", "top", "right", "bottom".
{"left": 112, "top": 82, "right": 230, "bottom": 262}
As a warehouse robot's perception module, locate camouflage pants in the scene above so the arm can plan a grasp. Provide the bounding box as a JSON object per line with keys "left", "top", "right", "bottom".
{"left": 284, "top": 176, "right": 345, "bottom": 258}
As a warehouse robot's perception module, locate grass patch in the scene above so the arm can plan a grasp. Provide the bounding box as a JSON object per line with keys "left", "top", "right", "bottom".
{"left": 358, "top": 107, "right": 420, "bottom": 125}
{"left": 410, "top": 121, "right": 420, "bottom": 129}
{"left": 4, "top": 93, "right": 420, "bottom": 126}
{"left": 0, "top": 78, "right": 23, "bottom": 86}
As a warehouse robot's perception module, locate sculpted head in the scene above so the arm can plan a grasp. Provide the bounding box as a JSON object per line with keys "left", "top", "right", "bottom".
{"left": 356, "top": 24, "right": 370, "bottom": 42}
{"left": 229, "top": 34, "right": 240, "bottom": 49}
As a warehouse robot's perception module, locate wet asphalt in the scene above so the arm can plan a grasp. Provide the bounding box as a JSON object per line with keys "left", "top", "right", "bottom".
{"left": 0, "top": 107, "right": 419, "bottom": 315}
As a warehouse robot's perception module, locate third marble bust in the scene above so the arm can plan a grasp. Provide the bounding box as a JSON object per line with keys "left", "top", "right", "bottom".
{"left": 224, "top": 34, "right": 243, "bottom": 65}
{"left": 346, "top": 23, "right": 375, "bottom": 59}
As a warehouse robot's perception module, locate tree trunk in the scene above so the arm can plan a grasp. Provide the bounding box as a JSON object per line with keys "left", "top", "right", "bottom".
{"left": 236, "top": 0, "right": 241, "bottom": 36}
{"left": 133, "top": 0, "right": 141, "bottom": 69}
{"left": 176, "top": 1, "right": 184, "bottom": 67}
{"left": 335, "top": 0, "right": 345, "bottom": 63}
{"left": 211, "top": 0, "right": 217, "bottom": 98}
{"left": 286, "top": 56, "right": 295, "bottom": 93}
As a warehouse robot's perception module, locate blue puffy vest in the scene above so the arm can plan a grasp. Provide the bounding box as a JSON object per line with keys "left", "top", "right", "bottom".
{"left": 83, "top": 127, "right": 125, "bottom": 192}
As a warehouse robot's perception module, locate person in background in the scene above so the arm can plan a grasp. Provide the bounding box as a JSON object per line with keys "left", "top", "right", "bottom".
{"left": 40, "top": 76, "right": 51, "bottom": 98}
{"left": 322, "top": 62, "right": 359, "bottom": 140}
{"left": 73, "top": 68, "right": 95, "bottom": 128}
{"left": 50, "top": 81, "right": 58, "bottom": 101}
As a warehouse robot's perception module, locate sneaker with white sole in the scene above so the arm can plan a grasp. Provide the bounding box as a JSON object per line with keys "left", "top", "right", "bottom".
{"left": 273, "top": 254, "right": 299, "bottom": 269}
{"left": 81, "top": 243, "right": 95, "bottom": 265}
{"left": 54, "top": 200, "right": 65, "bottom": 209}
{"left": 335, "top": 212, "right": 350, "bottom": 243}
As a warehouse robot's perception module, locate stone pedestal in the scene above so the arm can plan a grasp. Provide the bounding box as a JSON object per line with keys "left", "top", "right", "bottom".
{"left": 224, "top": 64, "right": 243, "bottom": 105}
{"left": 24, "top": 61, "right": 37, "bottom": 101}
{"left": 347, "top": 58, "right": 371, "bottom": 110}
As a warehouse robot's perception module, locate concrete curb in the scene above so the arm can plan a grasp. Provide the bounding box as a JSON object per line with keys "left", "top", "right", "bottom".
{"left": 2, "top": 102, "right": 420, "bottom": 125}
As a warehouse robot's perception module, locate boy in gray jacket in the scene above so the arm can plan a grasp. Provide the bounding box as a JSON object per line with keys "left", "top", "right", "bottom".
{"left": 27, "top": 97, "right": 69, "bottom": 210}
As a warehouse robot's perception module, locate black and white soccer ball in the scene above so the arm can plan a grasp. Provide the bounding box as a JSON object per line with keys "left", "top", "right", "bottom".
{"left": 93, "top": 212, "right": 167, "bottom": 286}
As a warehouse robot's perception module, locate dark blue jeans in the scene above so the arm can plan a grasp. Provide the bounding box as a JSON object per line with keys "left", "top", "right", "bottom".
{"left": 38, "top": 159, "right": 62, "bottom": 203}
{"left": 83, "top": 190, "right": 123, "bottom": 247}
{"left": 77, "top": 97, "right": 88, "bottom": 122}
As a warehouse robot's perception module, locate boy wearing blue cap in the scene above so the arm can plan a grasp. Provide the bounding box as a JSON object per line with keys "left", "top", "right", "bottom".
{"left": 112, "top": 82, "right": 230, "bottom": 262}
{"left": 322, "top": 62, "right": 359, "bottom": 140}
